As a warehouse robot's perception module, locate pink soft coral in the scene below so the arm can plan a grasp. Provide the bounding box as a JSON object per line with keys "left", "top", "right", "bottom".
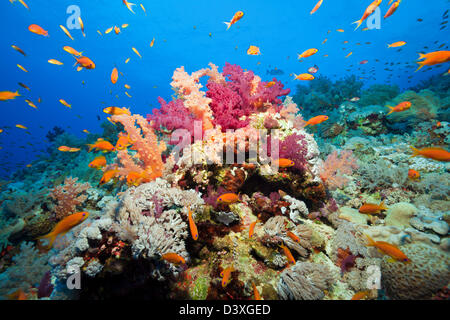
{"left": 170, "top": 63, "right": 225, "bottom": 131}
{"left": 147, "top": 97, "right": 197, "bottom": 144}
{"left": 111, "top": 113, "right": 166, "bottom": 182}
{"left": 319, "top": 150, "right": 359, "bottom": 190}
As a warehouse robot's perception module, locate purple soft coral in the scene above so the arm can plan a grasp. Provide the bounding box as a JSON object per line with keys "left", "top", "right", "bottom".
{"left": 279, "top": 133, "right": 309, "bottom": 172}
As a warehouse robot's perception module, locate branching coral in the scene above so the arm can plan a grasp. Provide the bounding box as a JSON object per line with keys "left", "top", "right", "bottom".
{"left": 49, "top": 177, "right": 91, "bottom": 221}
{"left": 111, "top": 113, "right": 166, "bottom": 182}
{"left": 0, "top": 242, "right": 51, "bottom": 297}
{"left": 319, "top": 150, "right": 358, "bottom": 190}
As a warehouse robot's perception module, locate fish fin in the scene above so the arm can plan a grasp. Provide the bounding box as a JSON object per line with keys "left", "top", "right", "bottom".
{"left": 409, "top": 146, "right": 420, "bottom": 158}
{"left": 386, "top": 257, "right": 397, "bottom": 263}
{"left": 352, "top": 19, "right": 363, "bottom": 31}
{"left": 415, "top": 61, "right": 425, "bottom": 72}
{"left": 77, "top": 66, "right": 83, "bottom": 72}
{"left": 224, "top": 21, "right": 231, "bottom": 30}
{"left": 364, "top": 234, "right": 376, "bottom": 247}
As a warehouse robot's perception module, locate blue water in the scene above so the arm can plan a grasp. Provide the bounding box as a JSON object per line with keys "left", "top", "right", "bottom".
{"left": 0, "top": 0, "right": 448, "bottom": 178}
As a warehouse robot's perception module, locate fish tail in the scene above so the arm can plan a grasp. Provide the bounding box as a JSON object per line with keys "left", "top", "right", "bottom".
{"left": 415, "top": 61, "right": 425, "bottom": 72}
{"left": 87, "top": 144, "right": 94, "bottom": 152}
{"left": 417, "top": 53, "right": 427, "bottom": 60}
{"left": 410, "top": 146, "right": 420, "bottom": 158}
{"left": 37, "top": 232, "right": 56, "bottom": 249}
{"left": 352, "top": 19, "right": 363, "bottom": 31}
{"left": 386, "top": 105, "right": 394, "bottom": 115}
{"left": 224, "top": 21, "right": 231, "bottom": 30}
{"left": 364, "top": 234, "right": 376, "bottom": 247}
{"left": 379, "top": 201, "right": 388, "bottom": 211}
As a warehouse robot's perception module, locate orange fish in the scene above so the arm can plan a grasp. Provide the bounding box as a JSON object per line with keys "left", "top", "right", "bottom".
{"left": 37, "top": 212, "right": 89, "bottom": 249}
{"left": 280, "top": 243, "right": 295, "bottom": 265}
{"left": 0, "top": 91, "right": 20, "bottom": 101}
{"left": 48, "top": 59, "right": 63, "bottom": 66}
{"left": 416, "top": 51, "right": 450, "bottom": 71}
{"left": 221, "top": 266, "right": 235, "bottom": 287}
{"left": 161, "top": 252, "right": 185, "bottom": 265}
{"left": 388, "top": 41, "right": 406, "bottom": 48}
{"left": 365, "top": 234, "right": 411, "bottom": 263}
{"left": 336, "top": 29, "right": 345, "bottom": 32}
{"left": 216, "top": 193, "right": 240, "bottom": 204}
{"left": 87, "top": 139, "right": 115, "bottom": 152}
{"left": 114, "top": 26, "right": 121, "bottom": 35}
{"left": 359, "top": 201, "right": 388, "bottom": 214}
{"left": 15, "top": 124, "right": 27, "bottom": 130}
{"left": 150, "top": 37, "right": 155, "bottom": 47}
{"left": 188, "top": 208, "right": 198, "bottom": 241}
{"left": 111, "top": 67, "right": 119, "bottom": 84}
{"left": 74, "top": 56, "right": 96, "bottom": 71}
{"left": 252, "top": 282, "right": 261, "bottom": 300}
{"left": 126, "top": 171, "right": 150, "bottom": 186}
{"left": 408, "top": 169, "right": 420, "bottom": 180}
{"left": 60, "top": 25, "right": 74, "bottom": 40}
{"left": 274, "top": 158, "right": 295, "bottom": 168}
{"left": 103, "top": 106, "right": 131, "bottom": 116}
{"left": 265, "top": 81, "right": 276, "bottom": 88}
{"left": 294, "top": 73, "right": 315, "bottom": 81}
{"left": 386, "top": 101, "right": 411, "bottom": 115}
{"left": 310, "top": 0, "right": 323, "bottom": 14}
{"left": 247, "top": 45, "right": 261, "bottom": 56}
{"left": 63, "top": 46, "right": 83, "bottom": 56}
{"left": 353, "top": 0, "right": 383, "bottom": 30}
{"left": 88, "top": 156, "right": 107, "bottom": 169}
{"left": 11, "top": 45, "right": 26, "bottom": 56}
{"left": 100, "top": 169, "right": 119, "bottom": 185}
{"left": 78, "top": 16, "right": 85, "bottom": 37}
{"left": 384, "top": 0, "right": 401, "bottom": 19}
{"left": 298, "top": 48, "right": 318, "bottom": 59}
{"left": 123, "top": 0, "right": 136, "bottom": 14}
{"left": 59, "top": 99, "right": 72, "bottom": 108}
{"left": 6, "top": 289, "right": 28, "bottom": 300}
{"left": 249, "top": 220, "right": 257, "bottom": 238}
{"left": 115, "top": 134, "right": 133, "bottom": 150}
{"left": 410, "top": 146, "right": 450, "bottom": 162}
{"left": 351, "top": 290, "right": 371, "bottom": 300}
{"left": 304, "top": 115, "right": 329, "bottom": 127}
{"left": 287, "top": 231, "right": 300, "bottom": 243}
{"left": 224, "top": 11, "right": 244, "bottom": 30}
{"left": 28, "top": 24, "right": 48, "bottom": 36}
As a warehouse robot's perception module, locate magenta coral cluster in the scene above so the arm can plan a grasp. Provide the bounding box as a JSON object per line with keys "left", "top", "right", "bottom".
{"left": 147, "top": 97, "right": 197, "bottom": 145}
{"left": 147, "top": 62, "right": 290, "bottom": 134}
{"left": 279, "top": 134, "right": 309, "bottom": 172}
{"left": 207, "top": 63, "right": 290, "bottom": 131}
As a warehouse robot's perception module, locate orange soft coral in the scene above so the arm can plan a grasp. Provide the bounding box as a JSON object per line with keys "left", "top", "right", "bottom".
{"left": 111, "top": 113, "right": 166, "bottom": 183}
